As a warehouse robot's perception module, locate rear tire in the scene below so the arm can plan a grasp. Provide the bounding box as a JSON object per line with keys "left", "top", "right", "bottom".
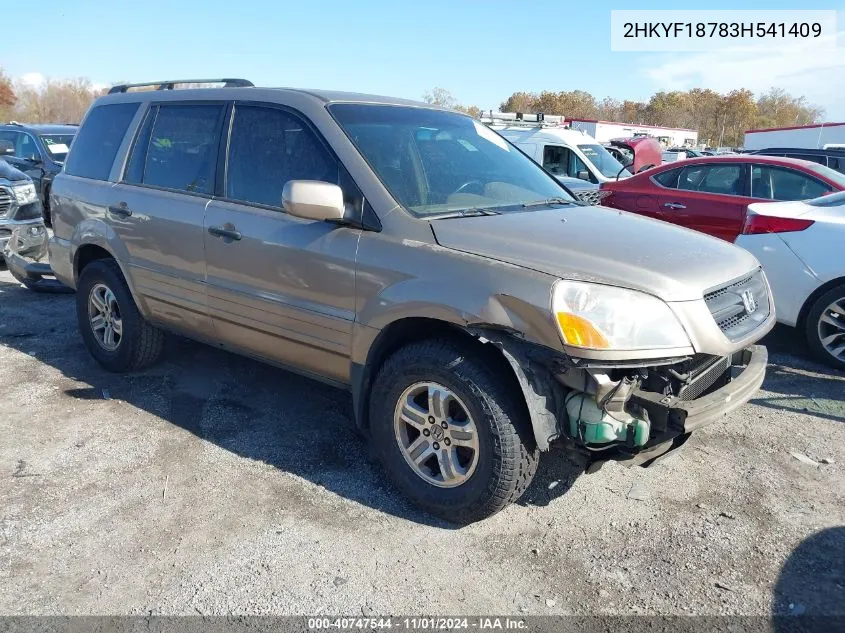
{"left": 369, "top": 339, "right": 539, "bottom": 524}
{"left": 76, "top": 259, "right": 164, "bottom": 372}
{"left": 805, "top": 284, "right": 845, "bottom": 371}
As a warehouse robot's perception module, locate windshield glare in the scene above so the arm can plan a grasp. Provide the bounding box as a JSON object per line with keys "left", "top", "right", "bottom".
{"left": 329, "top": 104, "right": 574, "bottom": 216}
{"left": 578, "top": 144, "right": 631, "bottom": 178}
{"left": 39, "top": 134, "right": 75, "bottom": 162}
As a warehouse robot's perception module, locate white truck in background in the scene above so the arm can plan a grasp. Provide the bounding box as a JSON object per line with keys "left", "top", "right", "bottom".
{"left": 481, "top": 112, "right": 632, "bottom": 185}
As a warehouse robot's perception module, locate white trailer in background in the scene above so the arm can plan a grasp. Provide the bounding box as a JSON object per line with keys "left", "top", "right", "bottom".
{"left": 566, "top": 119, "right": 698, "bottom": 148}
{"left": 744, "top": 122, "right": 845, "bottom": 150}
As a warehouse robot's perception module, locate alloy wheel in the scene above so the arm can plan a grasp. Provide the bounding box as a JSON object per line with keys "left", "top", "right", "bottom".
{"left": 393, "top": 381, "right": 480, "bottom": 488}
{"left": 88, "top": 283, "right": 123, "bottom": 351}
{"left": 817, "top": 297, "right": 845, "bottom": 363}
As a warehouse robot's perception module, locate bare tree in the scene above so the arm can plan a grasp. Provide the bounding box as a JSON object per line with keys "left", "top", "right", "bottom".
{"left": 10, "top": 78, "right": 107, "bottom": 124}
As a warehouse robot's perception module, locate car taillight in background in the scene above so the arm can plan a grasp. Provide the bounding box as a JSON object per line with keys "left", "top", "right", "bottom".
{"left": 741, "top": 213, "right": 815, "bottom": 235}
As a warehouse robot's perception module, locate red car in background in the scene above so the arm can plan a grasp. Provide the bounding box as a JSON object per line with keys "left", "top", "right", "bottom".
{"left": 600, "top": 155, "right": 845, "bottom": 241}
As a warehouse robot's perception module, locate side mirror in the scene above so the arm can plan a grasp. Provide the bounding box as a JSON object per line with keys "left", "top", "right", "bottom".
{"left": 27, "top": 154, "right": 42, "bottom": 165}
{"left": 576, "top": 170, "right": 590, "bottom": 181}
{"left": 282, "top": 180, "right": 345, "bottom": 221}
{"left": 0, "top": 140, "right": 14, "bottom": 156}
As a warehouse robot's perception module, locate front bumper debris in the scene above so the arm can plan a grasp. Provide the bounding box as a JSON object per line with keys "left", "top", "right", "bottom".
{"left": 557, "top": 345, "right": 768, "bottom": 469}
{"left": 3, "top": 222, "right": 73, "bottom": 293}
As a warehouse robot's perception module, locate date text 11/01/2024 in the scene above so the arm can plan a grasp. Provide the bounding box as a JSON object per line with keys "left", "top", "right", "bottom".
{"left": 622, "top": 21, "right": 823, "bottom": 38}
{"left": 308, "top": 618, "right": 528, "bottom": 630}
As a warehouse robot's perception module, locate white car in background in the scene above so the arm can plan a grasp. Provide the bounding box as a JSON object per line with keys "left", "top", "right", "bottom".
{"left": 736, "top": 191, "right": 845, "bottom": 369}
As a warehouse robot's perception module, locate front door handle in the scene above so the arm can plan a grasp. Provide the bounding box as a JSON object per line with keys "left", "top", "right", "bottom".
{"left": 108, "top": 202, "right": 132, "bottom": 217}
{"left": 208, "top": 225, "right": 242, "bottom": 241}
{"left": 663, "top": 202, "right": 686, "bottom": 210}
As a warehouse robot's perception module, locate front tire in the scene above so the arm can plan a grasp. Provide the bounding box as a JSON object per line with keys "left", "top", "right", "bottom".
{"left": 805, "top": 283, "right": 845, "bottom": 370}
{"left": 76, "top": 259, "right": 164, "bottom": 372}
{"left": 369, "top": 340, "right": 539, "bottom": 523}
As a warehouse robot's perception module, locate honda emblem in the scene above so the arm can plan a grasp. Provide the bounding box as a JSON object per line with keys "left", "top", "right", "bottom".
{"left": 741, "top": 290, "right": 757, "bottom": 314}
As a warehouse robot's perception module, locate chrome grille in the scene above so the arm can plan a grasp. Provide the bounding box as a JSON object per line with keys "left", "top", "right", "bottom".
{"left": 574, "top": 190, "right": 602, "bottom": 205}
{"left": 0, "top": 187, "right": 12, "bottom": 218}
{"left": 704, "top": 271, "right": 771, "bottom": 342}
{"left": 573, "top": 189, "right": 611, "bottom": 206}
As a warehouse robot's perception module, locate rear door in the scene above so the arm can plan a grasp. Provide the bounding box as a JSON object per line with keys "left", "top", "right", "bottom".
{"left": 653, "top": 162, "right": 748, "bottom": 240}
{"left": 110, "top": 101, "right": 227, "bottom": 334}
{"left": 203, "top": 103, "right": 360, "bottom": 384}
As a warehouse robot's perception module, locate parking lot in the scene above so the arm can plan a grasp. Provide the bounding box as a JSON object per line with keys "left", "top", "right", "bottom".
{"left": 0, "top": 266, "right": 843, "bottom": 616}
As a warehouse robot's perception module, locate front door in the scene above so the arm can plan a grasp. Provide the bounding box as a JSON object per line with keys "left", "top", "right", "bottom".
{"left": 203, "top": 103, "right": 360, "bottom": 384}
{"left": 0, "top": 130, "right": 45, "bottom": 192}
{"left": 654, "top": 162, "right": 748, "bottom": 241}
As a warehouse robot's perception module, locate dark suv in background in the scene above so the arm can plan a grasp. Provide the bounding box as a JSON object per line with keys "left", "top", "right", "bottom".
{"left": 747, "top": 147, "right": 845, "bottom": 174}
{"left": 0, "top": 122, "right": 77, "bottom": 224}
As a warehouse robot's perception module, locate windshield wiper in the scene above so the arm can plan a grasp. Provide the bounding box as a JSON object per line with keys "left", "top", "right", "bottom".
{"left": 521, "top": 197, "right": 574, "bottom": 208}
{"left": 429, "top": 207, "right": 502, "bottom": 219}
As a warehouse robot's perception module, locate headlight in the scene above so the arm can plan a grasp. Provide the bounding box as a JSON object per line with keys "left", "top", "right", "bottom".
{"left": 11, "top": 183, "right": 38, "bottom": 205}
{"left": 552, "top": 280, "right": 691, "bottom": 350}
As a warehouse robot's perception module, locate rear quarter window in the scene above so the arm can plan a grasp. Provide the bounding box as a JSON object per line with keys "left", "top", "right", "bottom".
{"left": 64, "top": 103, "right": 139, "bottom": 181}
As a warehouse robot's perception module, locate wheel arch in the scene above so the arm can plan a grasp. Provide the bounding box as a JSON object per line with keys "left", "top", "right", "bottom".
{"left": 351, "top": 316, "right": 567, "bottom": 451}
{"left": 797, "top": 275, "right": 845, "bottom": 330}
{"left": 72, "top": 241, "right": 148, "bottom": 319}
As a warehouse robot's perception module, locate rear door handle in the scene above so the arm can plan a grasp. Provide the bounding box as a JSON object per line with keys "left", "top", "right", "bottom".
{"left": 663, "top": 202, "right": 686, "bottom": 210}
{"left": 208, "top": 225, "right": 242, "bottom": 241}
{"left": 108, "top": 203, "right": 132, "bottom": 217}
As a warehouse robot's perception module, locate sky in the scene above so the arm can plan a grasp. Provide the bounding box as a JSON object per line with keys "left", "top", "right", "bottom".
{"left": 3, "top": 0, "right": 844, "bottom": 120}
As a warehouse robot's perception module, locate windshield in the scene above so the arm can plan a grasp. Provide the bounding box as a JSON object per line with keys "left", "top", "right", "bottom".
{"left": 808, "top": 190, "right": 845, "bottom": 207}
{"left": 329, "top": 104, "right": 574, "bottom": 216}
{"left": 806, "top": 163, "right": 845, "bottom": 189}
{"left": 39, "top": 134, "right": 75, "bottom": 162}
{"left": 577, "top": 144, "right": 631, "bottom": 178}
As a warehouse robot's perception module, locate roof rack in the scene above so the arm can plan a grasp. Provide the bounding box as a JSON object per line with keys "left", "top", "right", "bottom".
{"left": 480, "top": 111, "right": 567, "bottom": 128}
{"left": 108, "top": 78, "right": 254, "bottom": 94}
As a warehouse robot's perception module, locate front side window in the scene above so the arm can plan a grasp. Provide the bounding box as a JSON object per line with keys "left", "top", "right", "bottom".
{"left": 543, "top": 145, "right": 571, "bottom": 176}
{"left": 18, "top": 133, "right": 41, "bottom": 160}
{"left": 330, "top": 104, "right": 573, "bottom": 216}
{"left": 65, "top": 103, "right": 139, "bottom": 181}
{"left": 751, "top": 165, "right": 832, "bottom": 201}
{"left": 678, "top": 164, "right": 743, "bottom": 196}
{"left": 226, "top": 105, "right": 338, "bottom": 207}
{"left": 138, "top": 104, "right": 225, "bottom": 194}
{"left": 577, "top": 144, "right": 631, "bottom": 179}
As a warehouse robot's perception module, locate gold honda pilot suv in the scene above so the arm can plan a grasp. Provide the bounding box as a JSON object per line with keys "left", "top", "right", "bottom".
{"left": 48, "top": 79, "right": 775, "bottom": 523}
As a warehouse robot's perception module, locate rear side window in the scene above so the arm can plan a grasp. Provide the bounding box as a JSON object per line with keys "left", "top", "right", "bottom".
{"left": 653, "top": 167, "right": 682, "bottom": 188}
{"left": 124, "top": 104, "right": 225, "bottom": 194}
{"left": 750, "top": 165, "right": 831, "bottom": 201}
{"left": 135, "top": 104, "right": 226, "bottom": 194}
{"left": 65, "top": 103, "right": 139, "bottom": 180}
{"left": 225, "top": 105, "right": 338, "bottom": 208}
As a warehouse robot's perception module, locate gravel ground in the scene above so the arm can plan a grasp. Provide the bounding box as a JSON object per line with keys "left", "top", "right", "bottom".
{"left": 0, "top": 267, "right": 843, "bottom": 617}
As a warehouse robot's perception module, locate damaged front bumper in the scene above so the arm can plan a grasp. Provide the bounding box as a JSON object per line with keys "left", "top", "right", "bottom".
{"left": 570, "top": 345, "right": 768, "bottom": 467}
{"left": 488, "top": 331, "right": 768, "bottom": 469}
{"left": 615, "top": 345, "right": 767, "bottom": 466}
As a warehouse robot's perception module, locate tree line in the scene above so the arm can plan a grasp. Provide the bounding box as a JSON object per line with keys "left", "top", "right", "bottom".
{"left": 0, "top": 68, "right": 107, "bottom": 125}
{"left": 1, "top": 68, "right": 824, "bottom": 148}
{"left": 424, "top": 87, "right": 824, "bottom": 148}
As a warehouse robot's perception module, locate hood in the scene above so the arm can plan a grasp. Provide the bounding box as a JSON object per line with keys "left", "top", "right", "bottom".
{"left": 430, "top": 205, "right": 760, "bottom": 302}
{"left": 0, "top": 159, "right": 29, "bottom": 182}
